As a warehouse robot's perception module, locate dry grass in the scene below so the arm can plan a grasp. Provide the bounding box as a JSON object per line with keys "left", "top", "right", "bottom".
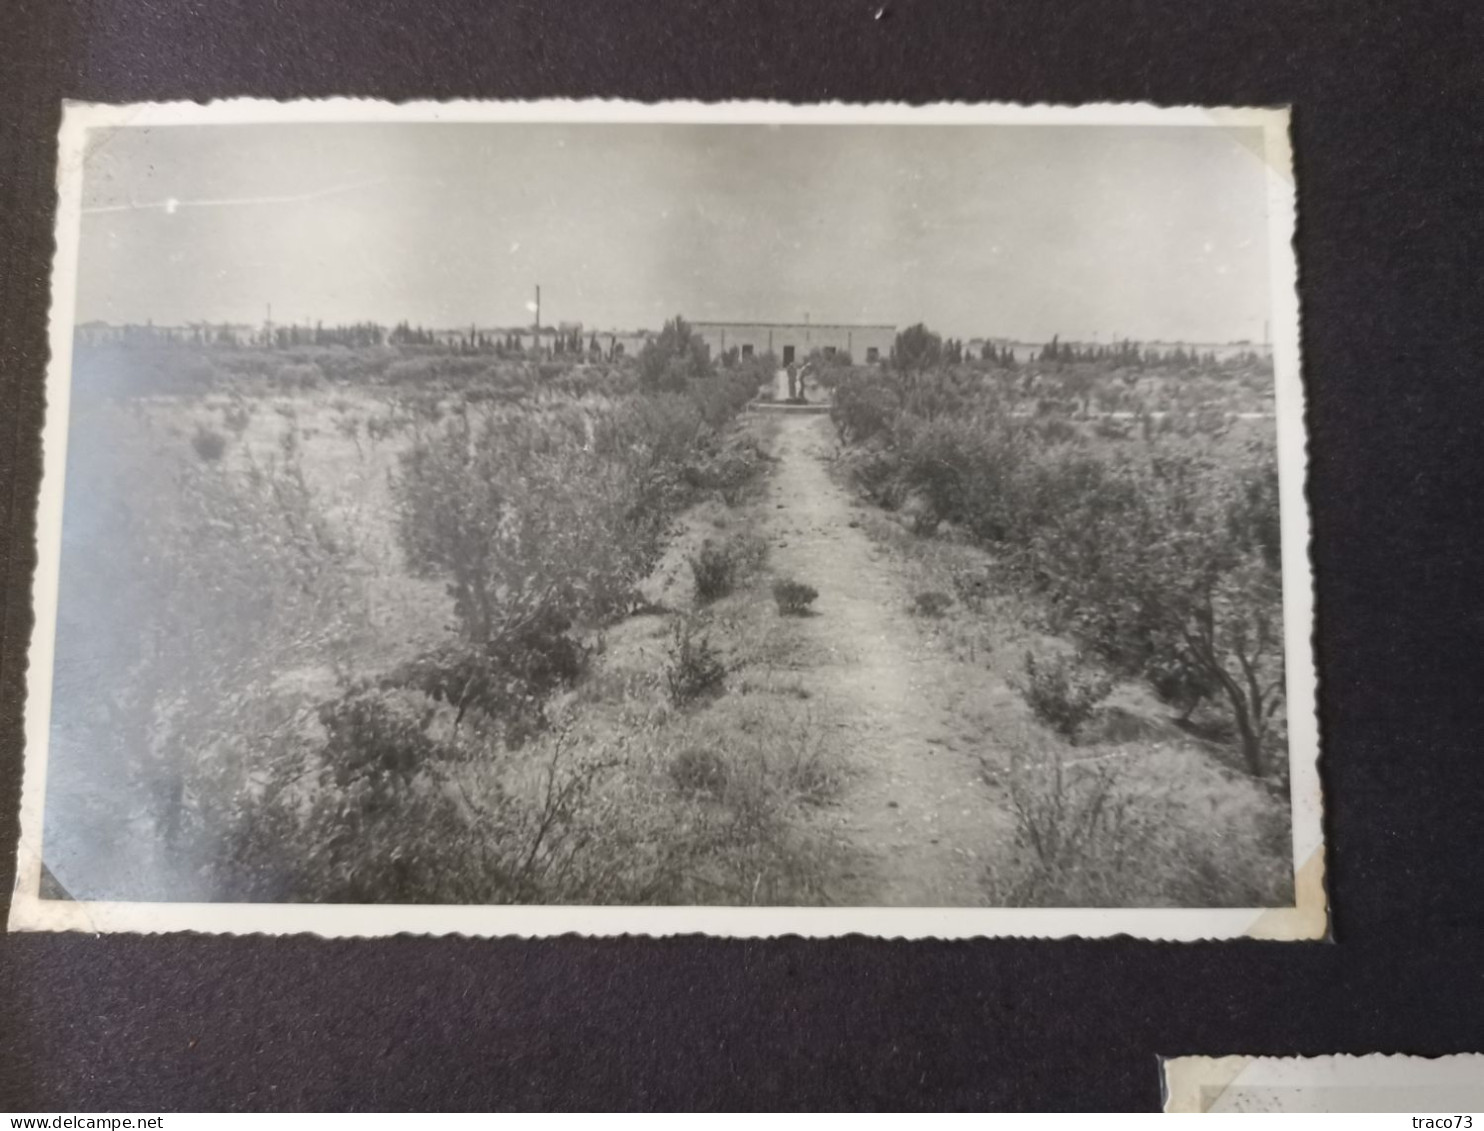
{"left": 547, "top": 630, "right": 850, "bottom": 904}
{"left": 72, "top": 367, "right": 848, "bottom": 905}
{"left": 514, "top": 459, "right": 852, "bottom": 905}
{"left": 844, "top": 485, "right": 1293, "bottom": 909}
{"left": 982, "top": 723, "right": 1291, "bottom": 907}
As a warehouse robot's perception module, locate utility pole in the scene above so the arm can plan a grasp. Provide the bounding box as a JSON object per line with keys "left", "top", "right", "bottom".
{"left": 534, "top": 284, "right": 542, "bottom": 357}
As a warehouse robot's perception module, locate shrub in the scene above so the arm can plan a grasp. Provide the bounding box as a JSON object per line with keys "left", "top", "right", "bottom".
{"left": 772, "top": 579, "right": 818, "bottom": 616}
{"left": 829, "top": 356, "right": 1288, "bottom": 775}
{"left": 664, "top": 620, "right": 728, "bottom": 706}
{"left": 382, "top": 603, "right": 592, "bottom": 746}
{"left": 221, "top": 714, "right": 627, "bottom": 905}
{"left": 1093, "top": 416, "right": 1134, "bottom": 441}
{"left": 1006, "top": 754, "right": 1125, "bottom": 888}
{"left": 687, "top": 368, "right": 764, "bottom": 428}
{"left": 638, "top": 316, "right": 712, "bottom": 393}
{"left": 335, "top": 413, "right": 362, "bottom": 445}
{"left": 682, "top": 438, "right": 768, "bottom": 502}
{"left": 190, "top": 425, "right": 228, "bottom": 462}
{"left": 891, "top": 322, "right": 943, "bottom": 373}
{"left": 1147, "top": 653, "right": 1217, "bottom": 723}
{"left": 988, "top": 749, "right": 1173, "bottom": 906}
{"left": 49, "top": 346, "right": 791, "bottom": 905}
{"left": 670, "top": 745, "right": 729, "bottom": 797}
{"left": 761, "top": 710, "right": 837, "bottom": 804}
{"left": 838, "top": 444, "right": 904, "bottom": 510}
{"left": 277, "top": 361, "right": 324, "bottom": 390}
{"left": 689, "top": 533, "right": 768, "bottom": 604}
{"left": 899, "top": 368, "right": 981, "bottom": 421}
{"left": 317, "top": 687, "right": 450, "bottom": 790}
{"left": 983, "top": 734, "right": 1292, "bottom": 907}
{"left": 382, "top": 354, "right": 500, "bottom": 387}
{"left": 951, "top": 566, "right": 992, "bottom": 612}
{"left": 46, "top": 401, "right": 360, "bottom": 895}
{"left": 830, "top": 372, "right": 901, "bottom": 444}
{"left": 1015, "top": 649, "right": 1114, "bottom": 739}
{"left": 894, "top": 413, "right": 1029, "bottom": 544}
{"left": 593, "top": 393, "right": 704, "bottom": 471}
{"left": 365, "top": 413, "right": 397, "bottom": 443}
{"left": 384, "top": 357, "right": 438, "bottom": 385}
{"left": 1025, "top": 445, "right": 1287, "bottom": 774}
{"left": 688, "top": 539, "right": 740, "bottom": 603}
{"left": 395, "top": 408, "right": 667, "bottom": 645}
{"left": 911, "top": 590, "right": 953, "bottom": 618}
{"left": 1032, "top": 416, "right": 1080, "bottom": 445}
{"left": 221, "top": 403, "right": 253, "bottom": 436}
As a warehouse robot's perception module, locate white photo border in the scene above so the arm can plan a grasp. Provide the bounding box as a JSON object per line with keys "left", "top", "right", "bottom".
{"left": 8, "top": 98, "right": 1325, "bottom": 940}
{"left": 1163, "top": 1054, "right": 1484, "bottom": 1113}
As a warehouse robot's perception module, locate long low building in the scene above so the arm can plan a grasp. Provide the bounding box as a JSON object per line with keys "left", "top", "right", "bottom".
{"left": 689, "top": 321, "right": 896, "bottom": 366}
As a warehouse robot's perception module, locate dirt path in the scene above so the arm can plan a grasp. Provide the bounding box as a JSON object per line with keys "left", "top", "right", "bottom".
{"left": 757, "top": 412, "right": 1014, "bottom": 906}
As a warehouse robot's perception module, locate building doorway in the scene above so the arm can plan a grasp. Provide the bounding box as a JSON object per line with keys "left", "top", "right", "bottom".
{"left": 782, "top": 345, "right": 795, "bottom": 365}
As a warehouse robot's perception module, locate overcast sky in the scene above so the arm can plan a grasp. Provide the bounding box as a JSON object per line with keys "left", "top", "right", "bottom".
{"left": 74, "top": 121, "right": 1273, "bottom": 342}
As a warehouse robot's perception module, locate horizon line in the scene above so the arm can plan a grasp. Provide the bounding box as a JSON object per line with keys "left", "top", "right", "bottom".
{"left": 73, "top": 317, "right": 1271, "bottom": 347}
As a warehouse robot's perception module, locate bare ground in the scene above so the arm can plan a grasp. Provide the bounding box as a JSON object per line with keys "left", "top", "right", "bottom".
{"left": 102, "top": 390, "right": 1287, "bottom": 907}
{"left": 231, "top": 393, "right": 1290, "bottom": 908}
{"left": 753, "top": 413, "right": 1017, "bottom": 905}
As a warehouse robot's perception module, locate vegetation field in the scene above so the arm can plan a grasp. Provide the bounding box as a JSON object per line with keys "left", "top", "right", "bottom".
{"left": 41, "top": 319, "right": 1293, "bottom": 908}
{"left": 818, "top": 325, "right": 1291, "bottom": 905}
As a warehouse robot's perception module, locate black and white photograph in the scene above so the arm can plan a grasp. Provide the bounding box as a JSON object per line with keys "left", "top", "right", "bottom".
{"left": 9, "top": 100, "right": 1320, "bottom": 938}
{"left": 1162, "top": 1055, "right": 1484, "bottom": 1113}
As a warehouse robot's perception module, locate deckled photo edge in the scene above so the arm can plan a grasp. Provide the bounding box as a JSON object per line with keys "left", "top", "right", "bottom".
{"left": 9, "top": 98, "right": 1319, "bottom": 940}
{"left": 1161, "top": 1055, "right": 1253, "bottom": 1114}
{"left": 7, "top": 102, "right": 91, "bottom": 925}
{"left": 1162, "top": 1054, "right": 1484, "bottom": 1113}
{"left": 1260, "top": 106, "right": 1328, "bottom": 940}
{"left": 55, "top": 96, "right": 1292, "bottom": 130}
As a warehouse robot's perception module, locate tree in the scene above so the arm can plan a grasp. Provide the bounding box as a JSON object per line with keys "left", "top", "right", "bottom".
{"left": 637, "top": 315, "right": 713, "bottom": 393}
{"left": 1032, "top": 449, "right": 1286, "bottom": 776}
{"left": 1059, "top": 367, "right": 1097, "bottom": 416}
{"left": 891, "top": 323, "right": 943, "bottom": 374}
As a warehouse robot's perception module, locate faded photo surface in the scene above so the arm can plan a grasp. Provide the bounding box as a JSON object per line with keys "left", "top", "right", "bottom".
{"left": 11, "top": 102, "right": 1320, "bottom": 937}
{"left": 1164, "top": 1055, "right": 1484, "bottom": 1113}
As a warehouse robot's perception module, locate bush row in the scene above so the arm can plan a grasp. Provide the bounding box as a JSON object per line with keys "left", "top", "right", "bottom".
{"left": 71, "top": 342, "right": 663, "bottom": 403}
{"left": 221, "top": 356, "right": 770, "bottom": 900}
{"left": 832, "top": 367, "right": 1287, "bottom": 776}
{"left": 55, "top": 342, "right": 770, "bottom": 903}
